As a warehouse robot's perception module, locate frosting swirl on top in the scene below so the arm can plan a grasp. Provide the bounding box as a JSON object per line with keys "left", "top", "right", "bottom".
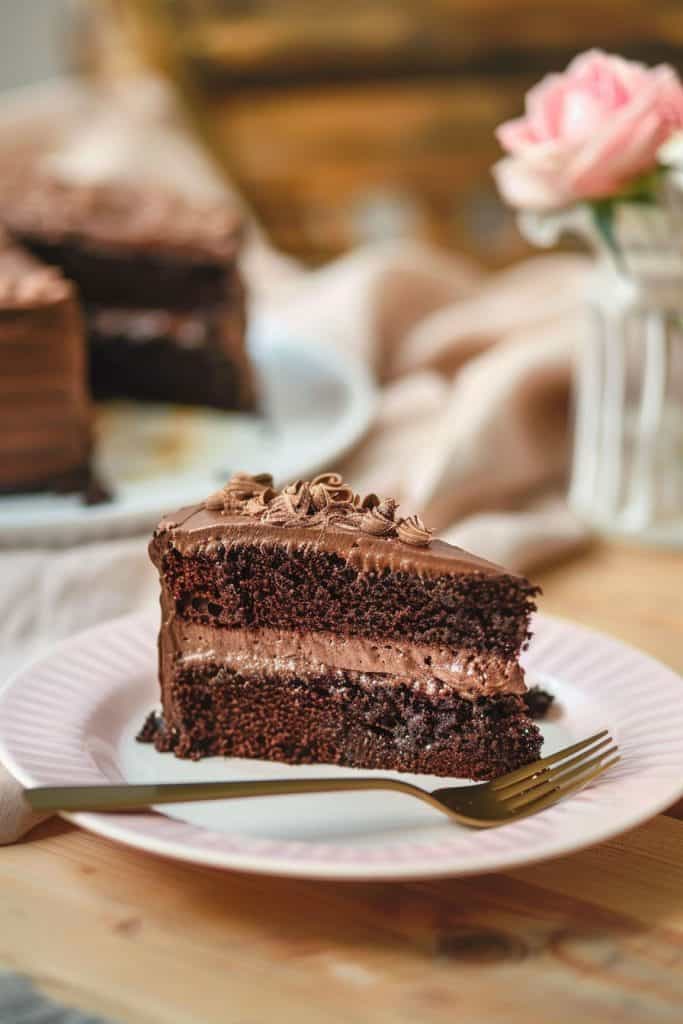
{"left": 202, "top": 472, "right": 433, "bottom": 547}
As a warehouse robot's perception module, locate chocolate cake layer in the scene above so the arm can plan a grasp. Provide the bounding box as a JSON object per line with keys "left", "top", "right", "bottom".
{"left": 0, "top": 235, "right": 91, "bottom": 492}
{"left": 143, "top": 662, "right": 542, "bottom": 781}
{"left": 16, "top": 235, "right": 232, "bottom": 310}
{"left": 153, "top": 528, "right": 536, "bottom": 657}
{"left": 147, "top": 474, "right": 541, "bottom": 779}
{"left": 0, "top": 176, "right": 242, "bottom": 310}
{"left": 87, "top": 300, "right": 255, "bottom": 411}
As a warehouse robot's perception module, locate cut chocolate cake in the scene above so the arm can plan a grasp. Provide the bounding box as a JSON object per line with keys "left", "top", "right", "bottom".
{"left": 145, "top": 472, "right": 542, "bottom": 780}
{"left": 0, "top": 175, "right": 255, "bottom": 411}
{"left": 88, "top": 302, "right": 251, "bottom": 410}
{"left": 0, "top": 232, "right": 91, "bottom": 493}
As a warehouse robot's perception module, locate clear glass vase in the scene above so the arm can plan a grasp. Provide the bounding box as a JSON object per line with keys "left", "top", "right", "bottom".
{"left": 521, "top": 195, "right": 683, "bottom": 545}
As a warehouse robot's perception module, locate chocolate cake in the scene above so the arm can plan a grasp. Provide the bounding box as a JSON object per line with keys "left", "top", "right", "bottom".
{"left": 145, "top": 472, "right": 543, "bottom": 780}
{"left": 0, "top": 175, "right": 255, "bottom": 412}
{"left": 0, "top": 232, "right": 91, "bottom": 493}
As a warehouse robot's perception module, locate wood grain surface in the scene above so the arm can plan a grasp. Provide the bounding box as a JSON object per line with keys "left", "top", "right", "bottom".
{"left": 1, "top": 541, "right": 682, "bottom": 1023}
{"left": 100, "top": 1, "right": 683, "bottom": 263}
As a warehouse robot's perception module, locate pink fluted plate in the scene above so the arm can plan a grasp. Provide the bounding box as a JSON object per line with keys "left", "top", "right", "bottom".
{"left": 0, "top": 611, "right": 682, "bottom": 880}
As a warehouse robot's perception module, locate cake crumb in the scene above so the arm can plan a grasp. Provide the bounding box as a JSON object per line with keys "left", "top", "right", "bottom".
{"left": 136, "top": 710, "right": 160, "bottom": 743}
{"left": 82, "top": 475, "right": 113, "bottom": 506}
{"left": 523, "top": 686, "right": 555, "bottom": 719}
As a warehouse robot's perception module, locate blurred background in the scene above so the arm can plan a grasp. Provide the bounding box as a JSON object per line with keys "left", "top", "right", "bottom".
{"left": 3, "top": 0, "right": 683, "bottom": 269}
{"left": 1, "top": 0, "right": 682, "bottom": 555}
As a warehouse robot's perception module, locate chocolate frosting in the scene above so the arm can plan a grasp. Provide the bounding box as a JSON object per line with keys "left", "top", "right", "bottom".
{"left": 153, "top": 472, "right": 517, "bottom": 580}
{"left": 0, "top": 174, "right": 242, "bottom": 263}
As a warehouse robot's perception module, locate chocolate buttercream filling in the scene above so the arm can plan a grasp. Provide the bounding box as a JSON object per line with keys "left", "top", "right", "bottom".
{"left": 163, "top": 622, "right": 526, "bottom": 699}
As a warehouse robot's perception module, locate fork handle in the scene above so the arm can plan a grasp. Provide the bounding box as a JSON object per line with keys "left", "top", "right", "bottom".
{"left": 25, "top": 777, "right": 438, "bottom": 813}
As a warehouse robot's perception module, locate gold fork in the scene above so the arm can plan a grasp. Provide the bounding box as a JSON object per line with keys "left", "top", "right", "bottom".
{"left": 25, "top": 730, "right": 618, "bottom": 828}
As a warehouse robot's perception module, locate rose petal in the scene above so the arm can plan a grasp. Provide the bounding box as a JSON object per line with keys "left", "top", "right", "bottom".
{"left": 496, "top": 117, "right": 539, "bottom": 152}
{"left": 525, "top": 74, "right": 568, "bottom": 141}
{"left": 560, "top": 88, "right": 609, "bottom": 140}
{"left": 492, "top": 156, "right": 575, "bottom": 210}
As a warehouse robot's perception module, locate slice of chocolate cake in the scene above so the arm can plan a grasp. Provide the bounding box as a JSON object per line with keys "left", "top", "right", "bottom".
{"left": 0, "top": 175, "right": 255, "bottom": 411}
{"left": 146, "top": 472, "right": 542, "bottom": 780}
{"left": 0, "top": 232, "right": 91, "bottom": 493}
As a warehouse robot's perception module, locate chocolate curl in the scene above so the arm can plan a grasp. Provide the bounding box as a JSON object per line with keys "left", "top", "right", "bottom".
{"left": 396, "top": 514, "right": 433, "bottom": 547}
{"left": 225, "top": 472, "right": 273, "bottom": 501}
{"left": 310, "top": 472, "right": 355, "bottom": 510}
{"left": 204, "top": 490, "right": 226, "bottom": 511}
{"left": 360, "top": 500, "right": 397, "bottom": 537}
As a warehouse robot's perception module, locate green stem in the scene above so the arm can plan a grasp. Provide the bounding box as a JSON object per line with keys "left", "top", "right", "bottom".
{"left": 590, "top": 198, "right": 623, "bottom": 271}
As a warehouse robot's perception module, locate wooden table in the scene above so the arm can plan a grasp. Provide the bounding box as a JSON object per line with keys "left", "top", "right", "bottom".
{"left": 2, "top": 542, "right": 682, "bottom": 1024}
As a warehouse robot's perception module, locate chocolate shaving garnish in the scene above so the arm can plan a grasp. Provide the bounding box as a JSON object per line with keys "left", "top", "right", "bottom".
{"left": 283, "top": 480, "right": 304, "bottom": 495}
{"left": 261, "top": 507, "right": 296, "bottom": 526}
{"left": 361, "top": 493, "right": 380, "bottom": 510}
{"left": 262, "top": 490, "right": 317, "bottom": 526}
{"left": 312, "top": 472, "right": 344, "bottom": 488}
{"left": 205, "top": 489, "right": 227, "bottom": 511}
{"left": 244, "top": 487, "right": 275, "bottom": 516}
{"left": 310, "top": 472, "right": 355, "bottom": 509}
{"left": 205, "top": 472, "right": 274, "bottom": 514}
{"left": 225, "top": 471, "right": 273, "bottom": 501}
{"left": 360, "top": 504, "right": 396, "bottom": 537}
{"left": 283, "top": 480, "right": 313, "bottom": 514}
{"left": 333, "top": 487, "right": 355, "bottom": 504}
{"left": 203, "top": 471, "right": 433, "bottom": 545}
{"left": 310, "top": 484, "right": 328, "bottom": 511}
{"left": 396, "top": 514, "right": 433, "bottom": 547}
{"left": 262, "top": 492, "right": 296, "bottom": 523}
{"left": 331, "top": 511, "right": 366, "bottom": 532}
{"left": 377, "top": 498, "right": 398, "bottom": 518}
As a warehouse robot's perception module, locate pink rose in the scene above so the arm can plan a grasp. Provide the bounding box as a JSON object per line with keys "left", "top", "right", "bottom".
{"left": 493, "top": 50, "right": 683, "bottom": 210}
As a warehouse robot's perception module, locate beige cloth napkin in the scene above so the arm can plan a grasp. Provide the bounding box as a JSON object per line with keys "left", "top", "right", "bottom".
{"left": 0, "top": 77, "right": 590, "bottom": 844}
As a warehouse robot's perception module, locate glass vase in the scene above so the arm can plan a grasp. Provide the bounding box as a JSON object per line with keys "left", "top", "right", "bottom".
{"left": 521, "top": 194, "right": 683, "bottom": 545}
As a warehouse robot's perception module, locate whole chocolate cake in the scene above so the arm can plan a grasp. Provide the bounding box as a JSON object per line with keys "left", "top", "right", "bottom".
{"left": 0, "top": 175, "right": 255, "bottom": 412}
{"left": 145, "top": 472, "right": 543, "bottom": 780}
{"left": 0, "top": 232, "right": 91, "bottom": 493}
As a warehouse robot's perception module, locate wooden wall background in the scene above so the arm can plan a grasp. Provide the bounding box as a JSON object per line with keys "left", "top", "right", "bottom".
{"left": 97, "top": 1, "right": 683, "bottom": 266}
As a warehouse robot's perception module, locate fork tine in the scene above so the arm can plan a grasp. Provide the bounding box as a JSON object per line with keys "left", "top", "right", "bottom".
{"left": 489, "top": 729, "right": 610, "bottom": 791}
{"left": 504, "top": 749, "right": 619, "bottom": 812}
{"left": 503, "top": 756, "right": 620, "bottom": 819}
{"left": 495, "top": 738, "right": 615, "bottom": 801}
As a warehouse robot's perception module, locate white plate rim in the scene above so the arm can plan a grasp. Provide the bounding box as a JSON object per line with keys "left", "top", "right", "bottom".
{"left": 1, "top": 610, "right": 681, "bottom": 881}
